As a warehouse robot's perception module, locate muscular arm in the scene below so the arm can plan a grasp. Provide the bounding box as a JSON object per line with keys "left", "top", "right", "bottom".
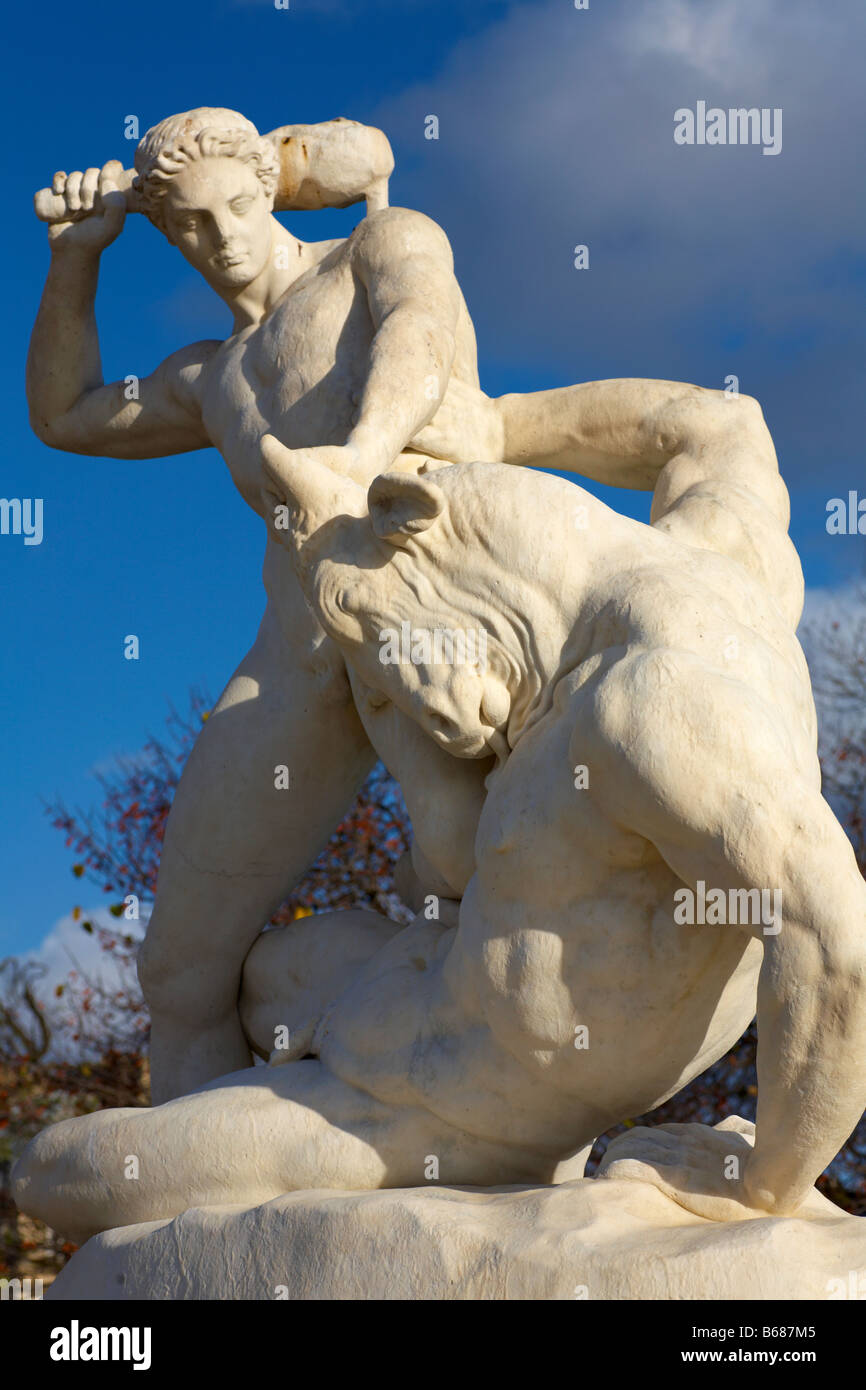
{"left": 592, "top": 652, "right": 866, "bottom": 1215}
{"left": 27, "top": 246, "right": 216, "bottom": 458}
{"left": 27, "top": 159, "right": 216, "bottom": 459}
{"left": 346, "top": 208, "right": 461, "bottom": 479}
{"left": 666, "top": 789, "right": 866, "bottom": 1215}
{"left": 497, "top": 378, "right": 784, "bottom": 509}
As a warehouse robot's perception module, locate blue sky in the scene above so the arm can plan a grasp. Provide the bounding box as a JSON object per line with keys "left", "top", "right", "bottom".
{"left": 2, "top": 0, "right": 864, "bottom": 957}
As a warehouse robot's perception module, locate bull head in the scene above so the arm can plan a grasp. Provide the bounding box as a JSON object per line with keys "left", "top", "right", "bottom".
{"left": 260, "top": 434, "right": 513, "bottom": 761}
{"left": 260, "top": 433, "right": 447, "bottom": 639}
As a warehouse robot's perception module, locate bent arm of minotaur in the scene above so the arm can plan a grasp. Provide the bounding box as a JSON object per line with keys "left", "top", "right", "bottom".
{"left": 496, "top": 378, "right": 792, "bottom": 551}
{"left": 496, "top": 376, "right": 803, "bottom": 622}
{"left": 590, "top": 660, "right": 866, "bottom": 1214}
{"left": 495, "top": 378, "right": 784, "bottom": 505}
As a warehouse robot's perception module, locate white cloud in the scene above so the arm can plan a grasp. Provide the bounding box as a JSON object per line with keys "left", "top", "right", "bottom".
{"left": 622, "top": 0, "right": 776, "bottom": 80}
{"left": 372, "top": 0, "right": 866, "bottom": 495}
{"left": 17, "top": 905, "right": 148, "bottom": 1060}
{"left": 26, "top": 908, "right": 144, "bottom": 993}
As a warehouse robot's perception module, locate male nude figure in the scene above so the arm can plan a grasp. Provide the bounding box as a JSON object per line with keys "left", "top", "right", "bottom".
{"left": 27, "top": 107, "right": 804, "bottom": 1109}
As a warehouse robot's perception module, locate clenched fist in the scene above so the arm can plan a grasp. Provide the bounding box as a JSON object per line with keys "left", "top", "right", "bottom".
{"left": 34, "top": 161, "right": 128, "bottom": 254}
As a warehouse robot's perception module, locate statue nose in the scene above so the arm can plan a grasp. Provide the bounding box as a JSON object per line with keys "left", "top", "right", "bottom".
{"left": 212, "top": 219, "right": 235, "bottom": 248}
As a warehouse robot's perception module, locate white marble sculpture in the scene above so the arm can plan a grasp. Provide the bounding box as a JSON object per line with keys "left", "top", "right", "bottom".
{"left": 17, "top": 108, "right": 866, "bottom": 1298}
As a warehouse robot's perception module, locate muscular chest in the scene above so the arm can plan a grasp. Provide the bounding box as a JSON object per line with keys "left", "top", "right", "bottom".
{"left": 200, "top": 257, "right": 373, "bottom": 512}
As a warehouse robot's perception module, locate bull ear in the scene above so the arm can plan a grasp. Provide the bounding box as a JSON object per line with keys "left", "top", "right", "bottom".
{"left": 368, "top": 471, "right": 446, "bottom": 547}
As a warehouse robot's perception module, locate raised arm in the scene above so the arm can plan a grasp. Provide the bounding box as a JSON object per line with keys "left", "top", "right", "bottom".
{"left": 27, "top": 161, "right": 215, "bottom": 459}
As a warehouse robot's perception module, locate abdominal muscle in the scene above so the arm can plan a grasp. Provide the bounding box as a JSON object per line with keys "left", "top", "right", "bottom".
{"left": 314, "top": 910, "right": 597, "bottom": 1155}
{"left": 315, "top": 842, "right": 763, "bottom": 1157}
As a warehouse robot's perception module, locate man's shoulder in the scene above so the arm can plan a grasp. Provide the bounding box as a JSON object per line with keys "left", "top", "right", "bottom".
{"left": 560, "top": 640, "right": 725, "bottom": 756}
{"left": 349, "top": 205, "right": 453, "bottom": 268}
{"left": 157, "top": 339, "right": 224, "bottom": 377}
{"left": 154, "top": 339, "right": 224, "bottom": 408}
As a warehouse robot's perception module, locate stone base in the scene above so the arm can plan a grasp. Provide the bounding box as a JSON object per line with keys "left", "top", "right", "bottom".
{"left": 47, "top": 1176, "right": 866, "bottom": 1301}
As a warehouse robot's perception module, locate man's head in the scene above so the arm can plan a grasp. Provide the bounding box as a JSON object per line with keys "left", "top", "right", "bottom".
{"left": 134, "top": 108, "right": 278, "bottom": 288}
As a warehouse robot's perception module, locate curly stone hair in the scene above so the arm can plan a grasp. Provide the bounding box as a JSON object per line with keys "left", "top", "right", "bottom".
{"left": 133, "top": 107, "right": 278, "bottom": 234}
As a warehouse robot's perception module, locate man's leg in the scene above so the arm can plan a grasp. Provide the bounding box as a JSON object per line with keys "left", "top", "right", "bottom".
{"left": 139, "top": 565, "right": 375, "bottom": 1104}
{"left": 12, "top": 1058, "right": 553, "bottom": 1244}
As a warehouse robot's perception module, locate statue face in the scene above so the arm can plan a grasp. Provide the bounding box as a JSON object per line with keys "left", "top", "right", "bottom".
{"left": 307, "top": 558, "right": 511, "bottom": 761}
{"left": 259, "top": 441, "right": 518, "bottom": 761}
{"left": 344, "top": 630, "right": 501, "bottom": 760}
{"left": 162, "top": 156, "right": 273, "bottom": 288}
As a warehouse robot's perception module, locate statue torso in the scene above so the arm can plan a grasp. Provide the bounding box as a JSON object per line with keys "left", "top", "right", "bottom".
{"left": 196, "top": 232, "right": 484, "bottom": 521}
{"left": 199, "top": 239, "right": 371, "bottom": 517}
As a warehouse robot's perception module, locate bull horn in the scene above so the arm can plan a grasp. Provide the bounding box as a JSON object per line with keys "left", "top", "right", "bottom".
{"left": 260, "top": 436, "right": 366, "bottom": 544}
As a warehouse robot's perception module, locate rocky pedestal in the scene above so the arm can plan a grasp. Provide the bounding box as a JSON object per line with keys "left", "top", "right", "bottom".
{"left": 47, "top": 1175, "right": 866, "bottom": 1302}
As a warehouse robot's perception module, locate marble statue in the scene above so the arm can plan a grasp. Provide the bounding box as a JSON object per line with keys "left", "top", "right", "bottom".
{"left": 16, "top": 108, "right": 866, "bottom": 1298}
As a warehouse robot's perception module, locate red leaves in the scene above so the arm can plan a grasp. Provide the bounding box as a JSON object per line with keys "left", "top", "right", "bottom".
{"left": 47, "top": 692, "right": 212, "bottom": 912}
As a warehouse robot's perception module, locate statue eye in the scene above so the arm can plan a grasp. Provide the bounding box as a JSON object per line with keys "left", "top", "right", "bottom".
{"left": 230, "top": 197, "right": 253, "bottom": 215}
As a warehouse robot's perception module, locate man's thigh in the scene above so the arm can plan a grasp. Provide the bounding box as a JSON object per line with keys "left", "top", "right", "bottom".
{"left": 140, "top": 585, "right": 375, "bottom": 998}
